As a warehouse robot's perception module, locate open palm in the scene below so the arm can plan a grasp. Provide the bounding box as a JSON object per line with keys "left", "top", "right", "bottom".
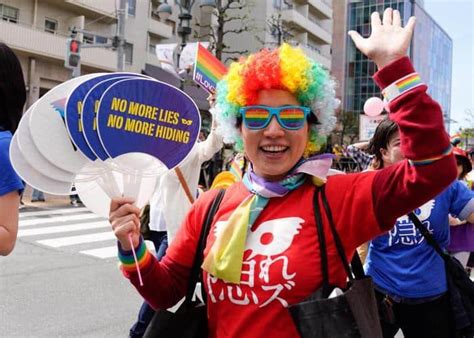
{"left": 349, "top": 8, "right": 416, "bottom": 69}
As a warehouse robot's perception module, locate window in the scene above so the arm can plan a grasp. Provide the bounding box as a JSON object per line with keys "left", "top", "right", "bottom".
{"left": 95, "top": 35, "right": 107, "bottom": 44}
{"left": 83, "top": 34, "right": 108, "bottom": 45}
{"left": 127, "top": 0, "right": 136, "bottom": 16}
{"left": 0, "top": 4, "right": 19, "bottom": 23}
{"left": 149, "top": 43, "right": 156, "bottom": 55}
{"left": 125, "top": 42, "right": 133, "bottom": 64}
{"left": 83, "top": 33, "right": 94, "bottom": 44}
{"left": 44, "top": 18, "right": 57, "bottom": 34}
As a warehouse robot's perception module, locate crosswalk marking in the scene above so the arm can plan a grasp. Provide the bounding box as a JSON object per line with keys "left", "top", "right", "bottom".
{"left": 19, "top": 207, "right": 156, "bottom": 261}
{"left": 18, "top": 221, "right": 110, "bottom": 237}
{"left": 81, "top": 246, "right": 117, "bottom": 259}
{"left": 36, "top": 231, "right": 115, "bottom": 248}
{"left": 19, "top": 207, "right": 88, "bottom": 218}
{"left": 81, "top": 241, "right": 156, "bottom": 259}
{"left": 20, "top": 213, "right": 102, "bottom": 227}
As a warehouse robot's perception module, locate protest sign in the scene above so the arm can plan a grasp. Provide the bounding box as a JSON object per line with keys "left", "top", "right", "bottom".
{"left": 66, "top": 73, "right": 147, "bottom": 161}
{"left": 97, "top": 78, "right": 200, "bottom": 170}
{"left": 359, "top": 114, "right": 386, "bottom": 141}
{"left": 10, "top": 133, "right": 74, "bottom": 195}
{"left": 29, "top": 74, "right": 98, "bottom": 173}
{"left": 17, "top": 107, "right": 75, "bottom": 182}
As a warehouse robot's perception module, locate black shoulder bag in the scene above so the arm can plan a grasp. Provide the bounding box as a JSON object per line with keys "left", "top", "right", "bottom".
{"left": 144, "top": 189, "right": 226, "bottom": 338}
{"left": 289, "top": 185, "right": 383, "bottom": 338}
{"left": 409, "top": 212, "right": 474, "bottom": 338}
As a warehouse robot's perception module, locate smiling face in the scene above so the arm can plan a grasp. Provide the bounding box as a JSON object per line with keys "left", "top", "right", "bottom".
{"left": 240, "top": 89, "right": 309, "bottom": 181}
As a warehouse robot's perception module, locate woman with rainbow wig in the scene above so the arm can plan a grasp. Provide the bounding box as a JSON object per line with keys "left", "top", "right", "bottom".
{"left": 213, "top": 42, "right": 338, "bottom": 158}
{"left": 110, "top": 8, "right": 456, "bottom": 337}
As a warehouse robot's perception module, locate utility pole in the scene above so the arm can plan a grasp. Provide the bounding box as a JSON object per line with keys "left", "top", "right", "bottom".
{"left": 117, "top": 0, "right": 126, "bottom": 71}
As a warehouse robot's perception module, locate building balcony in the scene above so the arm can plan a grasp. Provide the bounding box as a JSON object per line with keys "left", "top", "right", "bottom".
{"left": 0, "top": 20, "right": 117, "bottom": 71}
{"left": 301, "top": 44, "right": 331, "bottom": 69}
{"left": 63, "top": 0, "right": 117, "bottom": 20}
{"left": 308, "top": 0, "right": 332, "bottom": 19}
{"left": 148, "top": 18, "right": 173, "bottom": 39}
{"left": 146, "top": 51, "right": 162, "bottom": 68}
{"left": 281, "top": 9, "right": 332, "bottom": 45}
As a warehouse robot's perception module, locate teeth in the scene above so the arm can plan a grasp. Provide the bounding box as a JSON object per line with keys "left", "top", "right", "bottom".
{"left": 262, "top": 145, "right": 287, "bottom": 152}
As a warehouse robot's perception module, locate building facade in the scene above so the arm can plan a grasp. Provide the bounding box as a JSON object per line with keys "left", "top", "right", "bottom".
{"left": 160, "top": 0, "right": 333, "bottom": 69}
{"left": 0, "top": 0, "right": 172, "bottom": 108}
{"left": 0, "top": 0, "right": 335, "bottom": 109}
{"left": 252, "top": 0, "right": 333, "bottom": 69}
{"left": 332, "top": 0, "right": 452, "bottom": 139}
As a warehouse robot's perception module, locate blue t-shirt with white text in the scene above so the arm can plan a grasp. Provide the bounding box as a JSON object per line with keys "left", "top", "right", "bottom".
{"left": 366, "top": 180, "right": 474, "bottom": 299}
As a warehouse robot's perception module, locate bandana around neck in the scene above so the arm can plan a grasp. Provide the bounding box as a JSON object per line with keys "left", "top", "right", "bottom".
{"left": 201, "top": 154, "right": 334, "bottom": 283}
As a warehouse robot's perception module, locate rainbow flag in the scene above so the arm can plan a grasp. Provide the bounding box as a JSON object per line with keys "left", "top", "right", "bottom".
{"left": 193, "top": 43, "right": 227, "bottom": 94}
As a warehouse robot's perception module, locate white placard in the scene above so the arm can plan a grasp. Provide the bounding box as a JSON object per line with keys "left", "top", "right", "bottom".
{"left": 10, "top": 133, "right": 74, "bottom": 195}
{"left": 359, "top": 114, "right": 386, "bottom": 141}
{"left": 28, "top": 74, "right": 102, "bottom": 173}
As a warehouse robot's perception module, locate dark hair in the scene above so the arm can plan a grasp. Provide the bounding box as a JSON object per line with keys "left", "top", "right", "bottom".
{"left": 367, "top": 118, "right": 399, "bottom": 169}
{"left": 0, "top": 43, "right": 26, "bottom": 133}
{"left": 456, "top": 156, "right": 472, "bottom": 180}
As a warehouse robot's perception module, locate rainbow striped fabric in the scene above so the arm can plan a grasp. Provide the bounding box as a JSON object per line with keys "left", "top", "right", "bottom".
{"left": 118, "top": 238, "right": 153, "bottom": 274}
{"left": 382, "top": 72, "right": 423, "bottom": 102}
{"left": 229, "top": 155, "right": 245, "bottom": 180}
{"left": 409, "top": 145, "right": 453, "bottom": 166}
{"left": 193, "top": 43, "right": 227, "bottom": 94}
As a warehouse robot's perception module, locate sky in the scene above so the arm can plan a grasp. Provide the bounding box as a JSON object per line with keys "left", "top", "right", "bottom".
{"left": 422, "top": 0, "right": 474, "bottom": 133}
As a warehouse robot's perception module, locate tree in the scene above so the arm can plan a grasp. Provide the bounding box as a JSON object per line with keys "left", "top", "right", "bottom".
{"left": 255, "top": 12, "right": 294, "bottom": 47}
{"left": 457, "top": 108, "right": 474, "bottom": 148}
{"left": 459, "top": 128, "right": 474, "bottom": 149}
{"left": 336, "top": 110, "right": 359, "bottom": 145}
{"left": 195, "top": 0, "right": 255, "bottom": 62}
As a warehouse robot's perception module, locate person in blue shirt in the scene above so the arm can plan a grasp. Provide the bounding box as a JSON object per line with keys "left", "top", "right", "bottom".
{"left": 365, "top": 118, "right": 474, "bottom": 337}
{"left": 0, "top": 42, "right": 26, "bottom": 256}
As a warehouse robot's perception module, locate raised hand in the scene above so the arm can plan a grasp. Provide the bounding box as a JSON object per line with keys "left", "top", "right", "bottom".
{"left": 348, "top": 8, "right": 416, "bottom": 69}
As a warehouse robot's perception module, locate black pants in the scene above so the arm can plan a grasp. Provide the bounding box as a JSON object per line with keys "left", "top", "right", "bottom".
{"left": 375, "top": 289, "right": 453, "bottom": 338}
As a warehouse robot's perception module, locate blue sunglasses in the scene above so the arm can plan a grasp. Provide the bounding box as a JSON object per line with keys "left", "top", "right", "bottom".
{"left": 240, "top": 105, "right": 311, "bottom": 130}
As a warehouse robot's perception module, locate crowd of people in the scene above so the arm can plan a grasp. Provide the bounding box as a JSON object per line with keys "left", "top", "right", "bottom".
{"left": 3, "top": 6, "right": 474, "bottom": 338}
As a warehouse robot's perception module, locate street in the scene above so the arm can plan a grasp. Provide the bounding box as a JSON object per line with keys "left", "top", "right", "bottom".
{"left": 0, "top": 205, "right": 145, "bottom": 337}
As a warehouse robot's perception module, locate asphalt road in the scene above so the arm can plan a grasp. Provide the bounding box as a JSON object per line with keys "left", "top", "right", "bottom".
{"left": 0, "top": 206, "right": 144, "bottom": 337}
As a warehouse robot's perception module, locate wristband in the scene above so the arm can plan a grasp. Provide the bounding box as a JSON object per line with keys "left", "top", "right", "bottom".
{"left": 118, "top": 237, "right": 152, "bottom": 272}
{"left": 382, "top": 72, "right": 424, "bottom": 102}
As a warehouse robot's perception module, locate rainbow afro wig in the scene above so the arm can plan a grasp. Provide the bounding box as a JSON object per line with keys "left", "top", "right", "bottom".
{"left": 214, "top": 43, "right": 339, "bottom": 155}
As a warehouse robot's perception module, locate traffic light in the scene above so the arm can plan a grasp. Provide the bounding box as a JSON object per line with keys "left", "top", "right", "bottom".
{"left": 65, "top": 38, "right": 81, "bottom": 69}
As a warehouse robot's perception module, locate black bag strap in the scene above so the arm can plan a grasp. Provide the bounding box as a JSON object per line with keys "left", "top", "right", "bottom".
{"left": 321, "top": 185, "right": 354, "bottom": 279}
{"left": 185, "top": 189, "right": 226, "bottom": 303}
{"left": 313, "top": 187, "right": 331, "bottom": 293}
{"left": 321, "top": 185, "right": 366, "bottom": 279}
{"left": 408, "top": 212, "right": 448, "bottom": 259}
{"left": 313, "top": 185, "right": 366, "bottom": 291}
{"left": 350, "top": 250, "right": 366, "bottom": 279}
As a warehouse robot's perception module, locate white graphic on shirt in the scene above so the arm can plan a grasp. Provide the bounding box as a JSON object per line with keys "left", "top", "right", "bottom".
{"left": 208, "top": 217, "right": 304, "bottom": 307}
{"left": 389, "top": 200, "right": 435, "bottom": 246}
